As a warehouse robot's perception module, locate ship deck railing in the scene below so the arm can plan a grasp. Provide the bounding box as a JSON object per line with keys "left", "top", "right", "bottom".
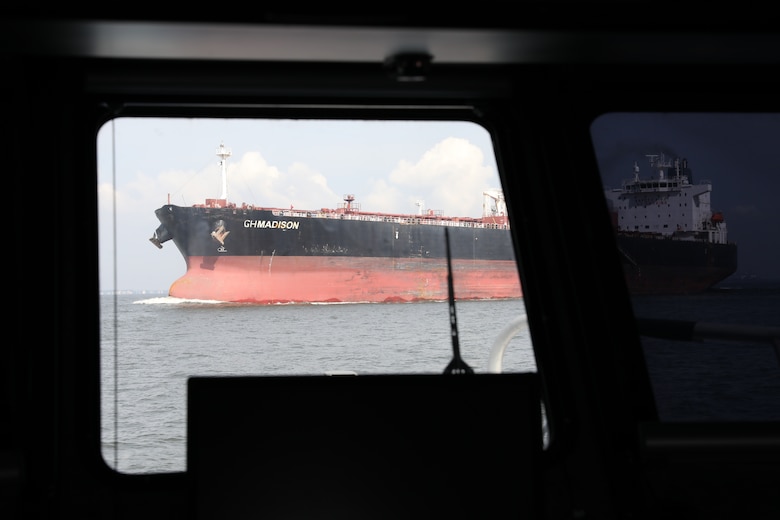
{"left": 271, "top": 208, "right": 510, "bottom": 230}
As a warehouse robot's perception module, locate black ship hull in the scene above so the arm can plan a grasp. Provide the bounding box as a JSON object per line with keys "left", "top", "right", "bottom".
{"left": 151, "top": 204, "right": 522, "bottom": 303}
{"left": 616, "top": 234, "right": 738, "bottom": 294}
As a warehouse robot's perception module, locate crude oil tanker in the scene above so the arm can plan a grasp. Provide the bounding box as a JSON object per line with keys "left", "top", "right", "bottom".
{"left": 150, "top": 143, "right": 522, "bottom": 303}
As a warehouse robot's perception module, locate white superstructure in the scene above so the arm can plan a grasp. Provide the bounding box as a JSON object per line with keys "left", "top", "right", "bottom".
{"left": 482, "top": 189, "right": 507, "bottom": 218}
{"left": 604, "top": 153, "right": 728, "bottom": 244}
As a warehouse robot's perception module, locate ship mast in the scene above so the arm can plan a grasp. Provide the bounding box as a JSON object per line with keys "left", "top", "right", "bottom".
{"left": 216, "top": 142, "right": 232, "bottom": 201}
{"left": 343, "top": 194, "right": 355, "bottom": 212}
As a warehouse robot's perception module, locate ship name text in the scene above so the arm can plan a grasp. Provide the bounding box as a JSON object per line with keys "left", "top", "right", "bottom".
{"left": 244, "top": 220, "right": 300, "bottom": 230}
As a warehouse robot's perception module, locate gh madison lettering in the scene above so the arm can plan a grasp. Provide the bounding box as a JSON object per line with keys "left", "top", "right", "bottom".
{"left": 245, "top": 220, "right": 301, "bottom": 230}
{"left": 150, "top": 143, "right": 522, "bottom": 304}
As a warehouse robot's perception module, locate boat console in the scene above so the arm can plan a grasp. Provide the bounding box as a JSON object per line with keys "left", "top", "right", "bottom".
{"left": 188, "top": 373, "right": 542, "bottom": 519}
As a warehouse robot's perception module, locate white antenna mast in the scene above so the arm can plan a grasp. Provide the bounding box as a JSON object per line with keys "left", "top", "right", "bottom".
{"left": 216, "top": 142, "right": 232, "bottom": 201}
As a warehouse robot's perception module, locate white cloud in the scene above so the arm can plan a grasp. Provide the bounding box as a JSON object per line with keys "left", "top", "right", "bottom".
{"left": 362, "top": 178, "right": 407, "bottom": 214}
{"left": 389, "top": 137, "right": 493, "bottom": 216}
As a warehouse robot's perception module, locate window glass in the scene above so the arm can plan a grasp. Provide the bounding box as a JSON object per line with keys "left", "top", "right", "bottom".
{"left": 99, "top": 117, "right": 531, "bottom": 474}
{"left": 590, "top": 112, "right": 780, "bottom": 422}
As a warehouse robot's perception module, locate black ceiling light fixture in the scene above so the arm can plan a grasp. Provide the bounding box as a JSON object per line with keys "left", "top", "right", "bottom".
{"left": 384, "top": 52, "right": 433, "bottom": 82}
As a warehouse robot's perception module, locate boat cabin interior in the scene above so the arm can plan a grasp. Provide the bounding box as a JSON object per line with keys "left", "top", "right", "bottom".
{"left": 4, "top": 6, "right": 780, "bottom": 520}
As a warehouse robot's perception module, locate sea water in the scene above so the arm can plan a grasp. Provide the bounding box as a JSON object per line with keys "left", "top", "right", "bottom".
{"left": 101, "top": 281, "right": 780, "bottom": 474}
{"left": 100, "top": 295, "right": 534, "bottom": 473}
{"left": 631, "top": 280, "right": 780, "bottom": 422}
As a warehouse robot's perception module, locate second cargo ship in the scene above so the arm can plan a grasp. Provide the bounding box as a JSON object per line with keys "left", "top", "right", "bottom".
{"left": 603, "top": 152, "right": 738, "bottom": 294}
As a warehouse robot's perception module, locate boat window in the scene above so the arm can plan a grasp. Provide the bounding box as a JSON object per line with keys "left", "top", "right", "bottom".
{"left": 98, "top": 117, "right": 532, "bottom": 474}
{"left": 590, "top": 112, "right": 780, "bottom": 423}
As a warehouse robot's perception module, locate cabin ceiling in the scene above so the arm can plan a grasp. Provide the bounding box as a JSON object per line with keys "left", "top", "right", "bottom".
{"left": 3, "top": 10, "right": 780, "bottom": 65}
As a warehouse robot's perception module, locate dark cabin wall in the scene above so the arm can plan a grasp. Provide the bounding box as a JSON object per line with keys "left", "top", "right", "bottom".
{"left": 3, "top": 9, "right": 780, "bottom": 519}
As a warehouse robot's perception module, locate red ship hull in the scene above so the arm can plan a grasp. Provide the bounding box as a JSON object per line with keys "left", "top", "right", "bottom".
{"left": 169, "top": 256, "right": 522, "bottom": 304}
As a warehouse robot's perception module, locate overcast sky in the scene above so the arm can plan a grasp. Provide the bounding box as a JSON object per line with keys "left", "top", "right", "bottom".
{"left": 97, "top": 118, "right": 501, "bottom": 292}
{"left": 98, "top": 113, "right": 780, "bottom": 292}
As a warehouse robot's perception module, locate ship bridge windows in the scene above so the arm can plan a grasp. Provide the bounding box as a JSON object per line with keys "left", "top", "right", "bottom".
{"left": 99, "top": 116, "right": 530, "bottom": 475}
